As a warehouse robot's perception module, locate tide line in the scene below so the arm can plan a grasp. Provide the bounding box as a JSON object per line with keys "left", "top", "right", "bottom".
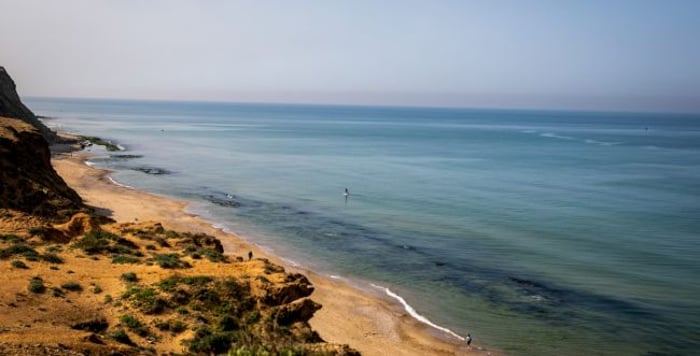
{"left": 107, "top": 176, "right": 135, "bottom": 189}
{"left": 371, "top": 283, "right": 466, "bottom": 341}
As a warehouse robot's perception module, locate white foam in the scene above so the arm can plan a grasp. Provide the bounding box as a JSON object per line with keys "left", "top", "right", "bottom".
{"left": 281, "top": 257, "right": 300, "bottom": 267}
{"left": 107, "top": 176, "right": 134, "bottom": 189}
{"left": 540, "top": 132, "right": 574, "bottom": 140}
{"left": 584, "top": 139, "right": 622, "bottom": 146}
{"left": 371, "top": 283, "right": 466, "bottom": 341}
{"left": 85, "top": 160, "right": 96, "bottom": 167}
{"left": 521, "top": 129, "right": 537, "bottom": 134}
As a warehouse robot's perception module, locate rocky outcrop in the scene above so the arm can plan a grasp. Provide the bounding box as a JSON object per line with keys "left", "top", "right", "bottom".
{"left": 0, "top": 116, "right": 83, "bottom": 220}
{"left": 262, "top": 273, "right": 315, "bottom": 305}
{"left": 0, "top": 66, "right": 55, "bottom": 142}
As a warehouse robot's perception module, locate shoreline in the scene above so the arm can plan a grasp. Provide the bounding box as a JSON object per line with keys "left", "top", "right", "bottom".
{"left": 51, "top": 148, "right": 491, "bottom": 355}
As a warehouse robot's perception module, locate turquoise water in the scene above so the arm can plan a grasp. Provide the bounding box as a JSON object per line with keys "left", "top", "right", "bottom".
{"left": 30, "top": 98, "right": 700, "bottom": 355}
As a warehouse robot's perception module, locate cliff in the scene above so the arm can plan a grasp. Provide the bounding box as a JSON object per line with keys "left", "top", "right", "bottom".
{"left": 0, "top": 66, "right": 83, "bottom": 222}
{"left": 0, "top": 116, "right": 83, "bottom": 220}
{"left": 0, "top": 66, "right": 55, "bottom": 142}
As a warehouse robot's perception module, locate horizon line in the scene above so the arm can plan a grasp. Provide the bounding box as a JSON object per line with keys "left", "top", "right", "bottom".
{"left": 23, "top": 95, "right": 700, "bottom": 116}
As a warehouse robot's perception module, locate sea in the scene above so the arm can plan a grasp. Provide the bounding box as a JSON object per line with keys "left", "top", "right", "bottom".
{"left": 27, "top": 98, "right": 700, "bottom": 355}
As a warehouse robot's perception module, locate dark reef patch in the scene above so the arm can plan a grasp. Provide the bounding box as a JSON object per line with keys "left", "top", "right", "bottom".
{"left": 131, "top": 167, "right": 172, "bottom": 175}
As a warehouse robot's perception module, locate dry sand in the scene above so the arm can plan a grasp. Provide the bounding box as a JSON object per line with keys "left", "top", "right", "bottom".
{"left": 52, "top": 151, "right": 492, "bottom": 356}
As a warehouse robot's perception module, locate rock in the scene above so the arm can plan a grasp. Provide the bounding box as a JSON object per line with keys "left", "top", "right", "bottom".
{"left": 262, "top": 273, "right": 314, "bottom": 305}
{"left": 275, "top": 298, "right": 322, "bottom": 325}
{"left": 45, "top": 213, "right": 103, "bottom": 242}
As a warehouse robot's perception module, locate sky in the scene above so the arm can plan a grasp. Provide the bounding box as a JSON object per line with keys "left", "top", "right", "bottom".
{"left": 1, "top": 0, "right": 699, "bottom": 112}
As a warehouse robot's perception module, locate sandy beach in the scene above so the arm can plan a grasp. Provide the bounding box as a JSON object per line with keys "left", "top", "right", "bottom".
{"left": 51, "top": 150, "right": 489, "bottom": 356}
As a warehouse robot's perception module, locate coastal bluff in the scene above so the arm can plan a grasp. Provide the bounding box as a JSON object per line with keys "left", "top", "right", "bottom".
{"left": 0, "top": 66, "right": 83, "bottom": 222}
{"left": 0, "top": 66, "right": 54, "bottom": 141}
{"left": 0, "top": 68, "right": 359, "bottom": 355}
{"left": 0, "top": 116, "right": 84, "bottom": 221}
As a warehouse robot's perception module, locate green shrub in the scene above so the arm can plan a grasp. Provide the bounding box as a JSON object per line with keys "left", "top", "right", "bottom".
{"left": 28, "top": 276, "right": 46, "bottom": 293}
{"left": 72, "top": 233, "right": 111, "bottom": 254}
{"left": 93, "top": 285, "right": 103, "bottom": 294}
{"left": 41, "top": 253, "right": 63, "bottom": 264}
{"left": 118, "top": 314, "right": 150, "bottom": 336}
{"left": 111, "top": 255, "right": 141, "bottom": 264}
{"left": 52, "top": 287, "right": 64, "bottom": 298}
{"left": 145, "top": 244, "right": 156, "bottom": 250}
{"left": 61, "top": 282, "right": 82, "bottom": 292}
{"left": 171, "top": 320, "right": 187, "bottom": 333}
{"left": 120, "top": 314, "right": 142, "bottom": 329}
{"left": 104, "top": 294, "right": 113, "bottom": 303}
{"left": 0, "top": 243, "right": 38, "bottom": 260}
{"left": 155, "top": 319, "right": 187, "bottom": 333}
{"left": 185, "top": 327, "right": 236, "bottom": 355}
{"left": 0, "top": 234, "right": 21, "bottom": 243}
{"left": 108, "top": 328, "right": 133, "bottom": 345}
{"left": 28, "top": 227, "right": 47, "bottom": 238}
{"left": 218, "top": 315, "right": 238, "bottom": 331}
{"left": 120, "top": 272, "right": 138, "bottom": 282}
{"left": 45, "top": 245, "right": 62, "bottom": 253}
{"left": 152, "top": 253, "right": 190, "bottom": 269}
{"left": 245, "top": 310, "right": 261, "bottom": 325}
{"left": 11, "top": 260, "right": 28, "bottom": 269}
{"left": 122, "top": 286, "right": 169, "bottom": 314}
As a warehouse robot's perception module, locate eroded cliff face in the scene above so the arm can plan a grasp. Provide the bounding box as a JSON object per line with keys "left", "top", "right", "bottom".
{"left": 0, "top": 116, "right": 83, "bottom": 220}
{"left": 0, "top": 66, "right": 55, "bottom": 142}
{"left": 0, "top": 67, "right": 83, "bottom": 221}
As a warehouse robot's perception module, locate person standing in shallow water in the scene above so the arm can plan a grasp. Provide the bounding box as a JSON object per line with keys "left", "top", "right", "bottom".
{"left": 248, "top": 251, "right": 253, "bottom": 261}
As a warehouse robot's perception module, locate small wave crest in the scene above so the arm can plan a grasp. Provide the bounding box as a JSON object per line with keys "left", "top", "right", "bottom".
{"left": 540, "top": 132, "right": 574, "bottom": 140}
{"left": 584, "top": 139, "right": 622, "bottom": 146}
{"left": 371, "top": 283, "right": 466, "bottom": 341}
{"left": 107, "top": 176, "right": 135, "bottom": 189}
{"left": 281, "top": 257, "right": 300, "bottom": 267}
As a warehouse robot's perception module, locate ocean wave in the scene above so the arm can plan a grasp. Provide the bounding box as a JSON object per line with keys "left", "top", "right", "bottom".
{"left": 584, "top": 139, "right": 622, "bottom": 146}
{"left": 107, "top": 176, "right": 135, "bottom": 189}
{"left": 281, "top": 257, "right": 300, "bottom": 267}
{"left": 370, "top": 283, "right": 466, "bottom": 341}
{"left": 540, "top": 132, "right": 574, "bottom": 140}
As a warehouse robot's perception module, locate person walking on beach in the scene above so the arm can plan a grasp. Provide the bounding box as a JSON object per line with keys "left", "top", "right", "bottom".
{"left": 248, "top": 250, "right": 253, "bottom": 261}
{"left": 466, "top": 333, "right": 472, "bottom": 346}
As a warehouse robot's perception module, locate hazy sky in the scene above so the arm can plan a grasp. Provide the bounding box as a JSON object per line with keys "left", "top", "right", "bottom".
{"left": 1, "top": 0, "right": 699, "bottom": 112}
